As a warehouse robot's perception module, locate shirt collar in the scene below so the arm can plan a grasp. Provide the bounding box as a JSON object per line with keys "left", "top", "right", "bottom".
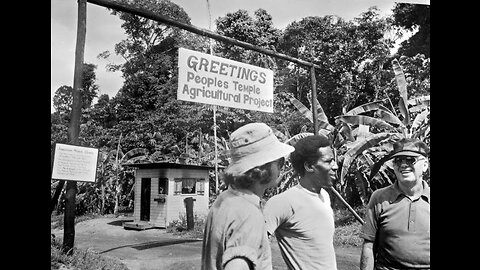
{"left": 391, "top": 180, "right": 430, "bottom": 203}
{"left": 227, "top": 186, "right": 262, "bottom": 208}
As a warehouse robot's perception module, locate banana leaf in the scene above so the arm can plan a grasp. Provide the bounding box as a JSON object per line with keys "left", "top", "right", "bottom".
{"left": 272, "top": 127, "right": 289, "bottom": 143}
{"left": 412, "top": 124, "right": 430, "bottom": 140}
{"left": 369, "top": 155, "right": 395, "bottom": 181}
{"left": 285, "top": 132, "right": 314, "bottom": 146}
{"left": 362, "top": 152, "right": 375, "bottom": 167}
{"left": 333, "top": 132, "right": 347, "bottom": 149}
{"left": 336, "top": 115, "right": 396, "bottom": 131}
{"left": 411, "top": 110, "right": 430, "bottom": 130}
{"left": 392, "top": 59, "right": 411, "bottom": 126}
{"left": 374, "top": 165, "right": 393, "bottom": 185}
{"left": 354, "top": 169, "right": 369, "bottom": 206}
{"left": 344, "top": 100, "right": 392, "bottom": 115}
{"left": 288, "top": 94, "right": 314, "bottom": 122}
{"left": 409, "top": 104, "right": 428, "bottom": 113}
{"left": 288, "top": 94, "right": 333, "bottom": 130}
{"left": 121, "top": 148, "right": 149, "bottom": 164}
{"left": 317, "top": 120, "right": 335, "bottom": 132}
{"left": 374, "top": 110, "right": 405, "bottom": 126}
{"left": 277, "top": 168, "right": 297, "bottom": 193}
{"left": 300, "top": 125, "right": 309, "bottom": 133}
{"left": 340, "top": 133, "right": 394, "bottom": 185}
{"left": 338, "top": 122, "right": 355, "bottom": 142}
{"left": 313, "top": 97, "right": 329, "bottom": 123}
{"left": 408, "top": 95, "right": 430, "bottom": 106}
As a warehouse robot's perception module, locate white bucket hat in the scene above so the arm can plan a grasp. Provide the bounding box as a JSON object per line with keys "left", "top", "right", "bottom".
{"left": 225, "top": 123, "right": 295, "bottom": 176}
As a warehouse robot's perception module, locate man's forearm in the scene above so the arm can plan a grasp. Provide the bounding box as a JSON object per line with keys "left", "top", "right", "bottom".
{"left": 360, "top": 240, "right": 375, "bottom": 270}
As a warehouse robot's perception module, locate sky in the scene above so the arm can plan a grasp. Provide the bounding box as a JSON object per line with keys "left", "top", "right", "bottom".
{"left": 51, "top": 0, "right": 429, "bottom": 113}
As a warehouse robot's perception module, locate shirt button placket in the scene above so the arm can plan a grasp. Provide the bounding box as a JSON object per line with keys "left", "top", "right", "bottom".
{"left": 409, "top": 202, "right": 416, "bottom": 231}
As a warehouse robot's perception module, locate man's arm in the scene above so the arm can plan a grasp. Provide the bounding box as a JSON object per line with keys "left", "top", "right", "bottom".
{"left": 360, "top": 239, "right": 375, "bottom": 270}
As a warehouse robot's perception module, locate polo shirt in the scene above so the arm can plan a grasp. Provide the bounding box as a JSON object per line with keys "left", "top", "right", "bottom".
{"left": 360, "top": 181, "right": 430, "bottom": 270}
{"left": 201, "top": 187, "right": 272, "bottom": 270}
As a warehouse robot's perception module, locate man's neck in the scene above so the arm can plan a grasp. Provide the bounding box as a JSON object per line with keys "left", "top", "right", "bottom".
{"left": 397, "top": 180, "right": 424, "bottom": 199}
{"left": 299, "top": 176, "right": 322, "bottom": 194}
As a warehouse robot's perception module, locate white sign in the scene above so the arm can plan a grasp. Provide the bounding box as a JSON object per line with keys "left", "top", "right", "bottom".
{"left": 51, "top": 143, "right": 99, "bottom": 183}
{"left": 177, "top": 47, "right": 274, "bottom": 113}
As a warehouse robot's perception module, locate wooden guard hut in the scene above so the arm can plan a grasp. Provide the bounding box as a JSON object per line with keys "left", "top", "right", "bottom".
{"left": 122, "top": 162, "right": 212, "bottom": 230}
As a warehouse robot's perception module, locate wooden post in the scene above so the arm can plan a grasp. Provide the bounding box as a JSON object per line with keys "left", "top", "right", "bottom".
{"left": 310, "top": 65, "right": 318, "bottom": 135}
{"left": 63, "top": 0, "right": 87, "bottom": 254}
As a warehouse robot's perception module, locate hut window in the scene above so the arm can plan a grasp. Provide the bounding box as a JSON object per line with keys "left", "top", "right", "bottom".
{"left": 158, "top": 178, "right": 168, "bottom": 194}
{"left": 174, "top": 178, "right": 196, "bottom": 194}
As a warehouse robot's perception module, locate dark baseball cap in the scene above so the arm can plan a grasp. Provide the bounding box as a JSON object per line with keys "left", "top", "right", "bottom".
{"left": 389, "top": 138, "right": 429, "bottom": 158}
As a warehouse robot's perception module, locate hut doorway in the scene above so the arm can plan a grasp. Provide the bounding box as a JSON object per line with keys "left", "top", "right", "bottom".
{"left": 140, "top": 178, "right": 151, "bottom": 221}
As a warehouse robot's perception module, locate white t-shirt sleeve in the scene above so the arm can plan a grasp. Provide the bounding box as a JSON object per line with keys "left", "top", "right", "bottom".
{"left": 263, "top": 194, "right": 291, "bottom": 236}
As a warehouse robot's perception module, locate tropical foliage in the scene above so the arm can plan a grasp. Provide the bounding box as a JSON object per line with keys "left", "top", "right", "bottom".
{"left": 51, "top": 0, "right": 429, "bottom": 213}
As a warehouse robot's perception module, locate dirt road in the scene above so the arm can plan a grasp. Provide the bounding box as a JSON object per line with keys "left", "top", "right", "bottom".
{"left": 51, "top": 216, "right": 360, "bottom": 270}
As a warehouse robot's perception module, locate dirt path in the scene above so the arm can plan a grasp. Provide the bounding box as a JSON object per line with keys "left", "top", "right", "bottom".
{"left": 52, "top": 216, "right": 360, "bottom": 270}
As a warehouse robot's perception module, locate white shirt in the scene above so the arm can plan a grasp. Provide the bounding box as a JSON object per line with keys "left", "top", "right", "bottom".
{"left": 264, "top": 184, "right": 337, "bottom": 270}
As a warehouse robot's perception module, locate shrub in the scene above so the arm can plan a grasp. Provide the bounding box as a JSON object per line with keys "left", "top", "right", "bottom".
{"left": 166, "top": 213, "right": 206, "bottom": 239}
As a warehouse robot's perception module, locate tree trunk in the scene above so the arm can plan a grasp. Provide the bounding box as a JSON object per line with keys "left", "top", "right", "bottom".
{"left": 114, "top": 184, "right": 122, "bottom": 216}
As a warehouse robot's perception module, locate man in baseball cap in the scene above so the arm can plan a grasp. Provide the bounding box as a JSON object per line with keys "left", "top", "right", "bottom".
{"left": 360, "top": 138, "right": 430, "bottom": 270}
{"left": 201, "top": 122, "right": 294, "bottom": 270}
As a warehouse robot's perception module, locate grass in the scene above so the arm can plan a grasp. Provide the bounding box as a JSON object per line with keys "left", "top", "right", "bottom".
{"left": 51, "top": 213, "right": 101, "bottom": 230}
{"left": 51, "top": 237, "right": 129, "bottom": 270}
{"left": 333, "top": 207, "right": 365, "bottom": 247}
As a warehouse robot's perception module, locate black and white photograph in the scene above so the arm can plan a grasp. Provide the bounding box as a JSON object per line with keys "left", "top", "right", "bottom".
{"left": 51, "top": 0, "right": 430, "bottom": 269}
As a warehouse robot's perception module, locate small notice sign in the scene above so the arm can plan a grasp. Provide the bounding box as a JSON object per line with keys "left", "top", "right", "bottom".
{"left": 51, "top": 143, "right": 99, "bottom": 183}
{"left": 177, "top": 47, "right": 274, "bottom": 113}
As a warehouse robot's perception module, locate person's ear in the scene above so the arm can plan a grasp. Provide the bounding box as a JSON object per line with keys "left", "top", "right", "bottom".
{"left": 422, "top": 159, "right": 429, "bottom": 172}
{"left": 304, "top": 162, "right": 314, "bottom": 173}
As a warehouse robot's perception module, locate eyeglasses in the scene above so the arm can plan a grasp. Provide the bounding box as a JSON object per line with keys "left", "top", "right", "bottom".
{"left": 392, "top": 156, "right": 423, "bottom": 166}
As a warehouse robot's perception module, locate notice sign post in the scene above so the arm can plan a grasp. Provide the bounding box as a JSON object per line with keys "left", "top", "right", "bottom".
{"left": 51, "top": 143, "right": 99, "bottom": 183}
{"left": 178, "top": 47, "right": 274, "bottom": 113}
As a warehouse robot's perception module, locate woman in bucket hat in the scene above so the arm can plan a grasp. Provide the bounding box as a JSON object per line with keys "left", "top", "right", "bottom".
{"left": 201, "top": 122, "right": 294, "bottom": 270}
{"left": 360, "top": 138, "right": 430, "bottom": 270}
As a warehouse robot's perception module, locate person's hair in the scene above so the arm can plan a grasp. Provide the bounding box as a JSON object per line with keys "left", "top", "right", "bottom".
{"left": 222, "top": 160, "right": 276, "bottom": 189}
{"left": 290, "top": 135, "right": 331, "bottom": 176}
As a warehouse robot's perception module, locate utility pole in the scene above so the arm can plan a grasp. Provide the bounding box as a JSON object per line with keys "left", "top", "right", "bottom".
{"left": 206, "top": 0, "right": 219, "bottom": 194}
{"left": 63, "top": 0, "right": 86, "bottom": 254}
